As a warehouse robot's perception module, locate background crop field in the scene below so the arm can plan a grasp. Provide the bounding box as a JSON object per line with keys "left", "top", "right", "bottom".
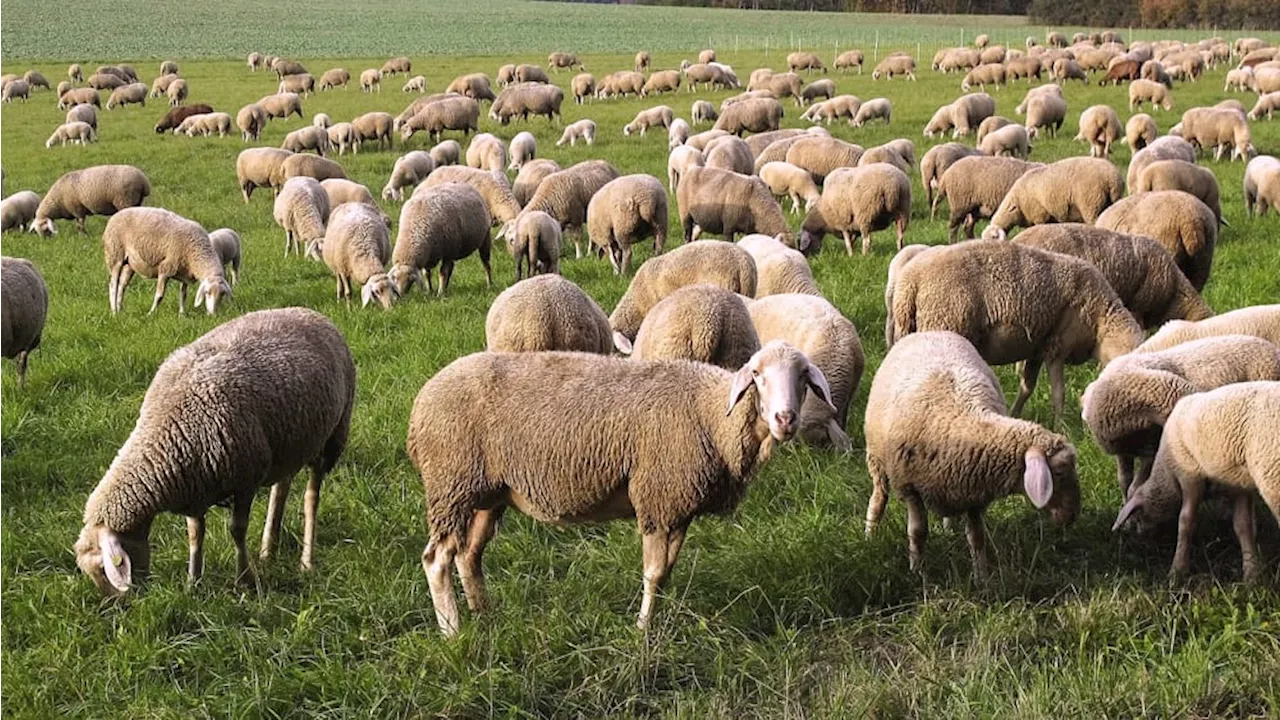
{"left": 3, "top": 2, "right": 1280, "bottom": 717}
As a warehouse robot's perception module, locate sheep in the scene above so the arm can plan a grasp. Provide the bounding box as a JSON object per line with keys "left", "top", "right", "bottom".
{"left": 890, "top": 241, "right": 1144, "bottom": 419}
{"left": 1, "top": 191, "right": 41, "bottom": 233}
{"left": 758, "top": 161, "right": 821, "bottom": 217}
{"left": 272, "top": 58, "right": 307, "bottom": 78}
{"left": 980, "top": 45, "right": 1007, "bottom": 64}
{"left": 352, "top": 111, "right": 395, "bottom": 151}
{"left": 685, "top": 128, "right": 732, "bottom": 152}
{"left": 309, "top": 202, "right": 396, "bottom": 308}
{"left": 1097, "top": 191, "right": 1217, "bottom": 290}
{"left": 704, "top": 135, "right": 753, "bottom": 175}
{"left": 1112, "top": 382, "right": 1280, "bottom": 583}
{"left": 1138, "top": 305, "right": 1280, "bottom": 353}
{"left": 921, "top": 142, "right": 983, "bottom": 210}
{"left": 67, "top": 63, "right": 83, "bottom": 82}
{"left": 104, "top": 82, "right": 146, "bottom": 110}
{"left": 787, "top": 51, "right": 827, "bottom": 74}
{"left": 1023, "top": 93, "right": 1067, "bottom": 139}
{"left": 445, "top": 73, "right": 495, "bottom": 101}
{"left": 857, "top": 143, "right": 913, "bottom": 175}
{"left": 712, "top": 97, "right": 783, "bottom": 136}
{"left": 503, "top": 131, "right": 537, "bottom": 171}
{"left": 382, "top": 151, "right": 436, "bottom": 201}
{"left": 610, "top": 241, "right": 758, "bottom": 341}
{"left": 834, "top": 50, "right": 864, "bottom": 74}
{"left": 784, "top": 136, "right": 864, "bottom": 184}
{"left": 752, "top": 72, "right": 804, "bottom": 105}
{"left": 799, "top": 164, "right": 910, "bottom": 257}
{"left": 737, "top": 234, "right": 820, "bottom": 297}
{"left": 518, "top": 160, "right": 619, "bottom": 259}
{"left": 624, "top": 105, "right": 675, "bottom": 137}
{"left": 400, "top": 96, "right": 480, "bottom": 144}
{"left": 272, "top": 177, "right": 329, "bottom": 256}
{"left": 408, "top": 339, "right": 827, "bottom": 635}
{"left": 598, "top": 70, "right": 649, "bottom": 97}
{"left": 381, "top": 56, "right": 412, "bottom": 76}
{"left": 983, "top": 157, "right": 1125, "bottom": 238}
{"left": 864, "top": 331, "right": 1080, "bottom": 577}
{"left": 626, "top": 284, "right": 759, "bottom": 370}
{"left": 178, "top": 112, "right": 233, "bottom": 138}
{"left": 1099, "top": 59, "right": 1139, "bottom": 85}
{"left": 934, "top": 156, "right": 1041, "bottom": 241}
{"left": 635, "top": 52, "right": 651, "bottom": 73}
{"left": 102, "top": 207, "right": 232, "bottom": 316}
{"left": 235, "top": 103, "right": 268, "bottom": 142}
{"left": 326, "top": 122, "right": 359, "bottom": 155}
{"left": 396, "top": 93, "right": 458, "bottom": 128}
{"left": 800, "top": 78, "right": 835, "bottom": 105}
{"left": 516, "top": 64, "right": 550, "bottom": 84}
{"left": 667, "top": 144, "right": 704, "bottom": 196}
{"left": 360, "top": 69, "right": 382, "bottom": 92}
{"left": 485, "top": 275, "right": 612, "bottom": 354}
{"left": 961, "top": 63, "right": 1007, "bottom": 92}
{"left": 1127, "top": 135, "right": 1197, "bottom": 189}
{"left": 571, "top": 73, "right": 595, "bottom": 104}
{"left": 281, "top": 125, "right": 330, "bottom": 155}
{"left": 1082, "top": 336, "right": 1280, "bottom": 500}
{"left": 321, "top": 179, "right": 377, "bottom": 212}
{"left": 872, "top": 54, "right": 917, "bottom": 80}
{"left": 31, "top": 164, "right": 151, "bottom": 236}
{"left": 58, "top": 87, "right": 99, "bottom": 110}
{"left": 1075, "top": 105, "right": 1123, "bottom": 157}
{"left": 277, "top": 157, "right": 341, "bottom": 189}
{"left": 1135, "top": 160, "right": 1223, "bottom": 224}
{"left": 698, "top": 49, "right": 717, "bottom": 64}
{"left": 976, "top": 115, "right": 1013, "bottom": 143}
{"left": 1123, "top": 113, "right": 1158, "bottom": 150}
{"left": 430, "top": 139, "right": 462, "bottom": 166}
{"left": 45, "top": 121, "right": 97, "bottom": 148}
{"left": 510, "top": 159, "right": 560, "bottom": 208}
{"left": 555, "top": 118, "right": 595, "bottom": 147}
{"left": 1225, "top": 67, "right": 1255, "bottom": 92}
{"left": 464, "top": 133, "right": 507, "bottom": 173}
{"left": 206, "top": 228, "right": 242, "bottom": 286}
{"left": 496, "top": 64, "right": 516, "bottom": 87}
{"left": 1244, "top": 156, "right": 1280, "bottom": 216}
{"left": 1011, "top": 224, "right": 1214, "bottom": 329}
{"left": 668, "top": 118, "right": 691, "bottom": 149}
{"left": 278, "top": 73, "right": 315, "bottom": 96}
{"left": 164, "top": 78, "right": 188, "bottom": 107}
{"left": 1128, "top": 79, "right": 1173, "bottom": 113}
{"left": 585, "top": 174, "right": 669, "bottom": 275}
{"left": 500, "top": 210, "right": 560, "bottom": 281}
{"left": 979, "top": 123, "right": 1032, "bottom": 158}
{"left": 1051, "top": 58, "right": 1088, "bottom": 83}
{"left": 54, "top": 79, "right": 72, "bottom": 98}
{"left": 643, "top": 70, "right": 682, "bottom": 96}
{"left": 676, "top": 166, "right": 788, "bottom": 245}
{"left": 415, "top": 165, "right": 521, "bottom": 226}
{"left": 320, "top": 68, "right": 352, "bottom": 91}
{"left": 63, "top": 105, "right": 98, "bottom": 136}
{"left": 86, "top": 73, "right": 125, "bottom": 92}
{"left": 257, "top": 92, "right": 303, "bottom": 119}
{"left": 236, "top": 147, "right": 293, "bottom": 202}
{"left": 1006, "top": 55, "right": 1043, "bottom": 82}
{"left": 74, "top": 307, "right": 353, "bottom": 595}
{"left": 1174, "top": 107, "right": 1254, "bottom": 162}
{"left": 939, "top": 48, "right": 982, "bottom": 73}
{"left": 1248, "top": 91, "right": 1280, "bottom": 120}
{"left": 390, "top": 182, "right": 492, "bottom": 296}
{"left": 924, "top": 93, "right": 995, "bottom": 138}
{"left": 489, "top": 83, "right": 563, "bottom": 124}
{"left": 1, "top": 257, "right": 48, "bottom": 386}
{"left": 1014, "top": 83, "right": 1062, "bottom": 115}
{"left": 804, "top": 94, "right": 861, "bottom": 125}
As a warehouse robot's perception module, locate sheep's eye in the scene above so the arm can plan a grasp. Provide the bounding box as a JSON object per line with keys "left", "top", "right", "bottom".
{"left": 751, "top": 369, "right": 760, "bottom": 378}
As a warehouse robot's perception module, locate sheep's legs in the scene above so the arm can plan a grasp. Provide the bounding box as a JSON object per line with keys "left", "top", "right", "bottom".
{"left": 637, "top": 525, "right": 687, "bottom": 629}
{"left": 423, "top": 536, "right": 461, "bottom": 636}
{"left": 964, "top": 509, "right": 990, "bottom": 581}
{"left": 230, "top": 491, "right": 257, "bottom": 587}
{"left": 864, "top": 456, "right": 889, "bottom": 536}
{"left": 841, "top": 230, "right": 855, "bottom": 256}
{"left": 438, "top": 262, "right": 454, "bottom": 296}
{"left": 16, "top": 351, "right": 29, "bottom": 387}
{"left": 1010, "top": 356, "right": 1044, "bottom": 418}
{"left": 187, "top": 515, "right": 205, "bottom": 584}
{"left": 299, "top": 470, "right": 324, "bottom": 571}
{"left": 456, "top": 507, "right": 502, "bottom": 613}
{"left": 178, "top": 282, "right": 188, "bottom": 315}
{"left": 148, "top": 275, "right": 169, "bottom": 314}
{"left": 1170, "top": 477, "right": 1204, "bottom": 583}
{"left": 1116, "top": 455, "right": 1135, "bottom": 497}
{"left": 108, "top": 263, "right": 125, "bottom": 313}
{"left": 905, "top": 490, "right": 929, "bottom": 572}
{"left": 1047, "top": 360, "right": 1066, "bottom": 422}
{"left": 260, "top": 478, "right": 291, "bottom": 561}
{"left": 1232, "top": 493, "right": 1260, "bottom": 583}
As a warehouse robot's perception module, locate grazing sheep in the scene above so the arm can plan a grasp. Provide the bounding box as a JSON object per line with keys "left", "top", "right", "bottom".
{"left": 320, "top": 179, "right": 376, "bottom": 212}
{"left": 1096, "top": 191, "right": 1217, "bottom": 291}
{"left": 758, "top": 161, "right": 821, "bottom": 217}
{"left": 667, "top": 144, "right": 704, "bottom": 195}
{"left": 686, "top": 128, "right": 732, "bottom": 151}
{"left": 381, "top": 56, "right": 412, "bottom": 76}
{"left": 485, "top": 275, "right": 612, "bottom": 353}
{"left": 624, "top": 105, "right": 675, "bottom": 137}
{"left": 704, "top": 135, "right": 753, "bottom": 175}
{"left": 31, "top": 164, "right": 151, "bottom": 235}
{"left": 921, "top": 142, "right": 983, "bottom": 210}
{"left": 165, "top": 79, "right": 188, "bottom": 106}
{"left": 737, "top": 234, "right": 820, "bottom": 297}
{"left": 864, "top": 331, "right": 1080, "bottom": 577}
{"left": 360, "top": 69, "right": 382, "bottom": 92}
{"left": 610, "top": 241, "right": 757, "bottom": 341}
{"left": 635, "top": 52, "right": 651, "bottom": 73}
{"left": 320, "top": 68, "right": 352, "bottom": 91}
{"left": 676, "top": 166, "right": 788, "bottom": 245}
{"left": 961, "top": 63, "right": 1007, "bottom": 92}
{"left": 518, "top": 160, "right": 620, "bottom": 258}
{"left": 444, "top": 73, "right": 496, "bottom": 102}
{"left": 257, "top": 92, "right": 303, "bottom": 119}
{"left": 106, "top": 82, "right": 146, "bottom": 109}
{"left": 800, "top": 164, "right": 910, "bottom": 256}
{"left": 400, "top": 96, "right": 480, "bottom": 144}
{"left": 1051, "top": 58, "right": 1088, "bottom": 83}
{"left": 923, "top": 93, "right": 995, "bottom": 138}
{"left": 555, "top": 118, "right": 596, "bottom": 146}
{"left": 68, "top": 63, "right": 83, "bottom": 82}
{"left": 872, "top": 54, "right": 917, "bottom": 81}
{"left": 408, "top": 341, "right": 827, "bottom": 635}
{"left": 643, "top": 70, "right": 682, "bottom": 96}
{"left": 516, "top": 64, "right": 551, "bottom": 84}
{"left": 976, "top": 115, "right": 1013, "bottom": 144}
{"left": 1248, "top": 92, "right": 1280, "bottom": 120}
{"left": 272, "top": 58, "right": 307, "bottom": 78}
{"left": 1023, "top": 93, "right": 1067, "bottom": 139}
{"left": 713, "top": 97, "right": 783, "bottom": 135}
{"left": 1, "top": 191, "right": 41, "bottom": 233}
{"left": 281, "top": 125, "right": 330, "bottom": 156}
{"left": 489, "top": 83, "right": 563, "bottom": 124}
{"left": 787, "top": 51, "right": 827, "bottom": 74}
{"left": 352, "top": 111, "right": 395, "bottom": 151}
{"left": 497, "top": 64, "right": 516, "bottom": 87}
{"left": 1099, "top": 59, "right": 1140, "bottom": 85}
{"left": 315, "top": 202, "right": 396, "bottom": 309}
{"left": 45, "top": 121, "right": 97, "bottom": 147}
{"left": 278, "top": 73, "right": 315, "bottom": 96}
{"left": 273, "top": 177, "right": 330, "bottom": 256}
{"left": 500, "top": 210, "right": 560, "bottom": 281}
{"left": 382, "top": 151, "right": 437, "bottom": 201}
{"left": 1138, "top": 305, "right": 1280, "bottom": 353}
{"left": 1135, "top": 160, "right": 1223, "bottom": 224}
{"left": 1, "top": 257, "right": 48, "bottom": 386}
{"left": 416, "top": 165, "right": 521, "bottom": 226}
{"left": 935, "top": 156, "right": 1041, "bottom": 241}
{"left": 236, "top": 147, "right": 293, "bottom": 202}
{"left": 74, "top": 308, "right": 354, "bottom": 595}
{"left": 86, "top": 73, "right": 125, "bottom": 91}
{"left": 236, "top": 103, "right": 268, "bottom": 142}
{"left": 1140, "top": 60, "right": 1173, "bottom": 88}
{"left": 399, "top": 74, "right": 425, "bottom": 93}
{"left": 979, "top": 123, "right": 1032, "bottom": 158}
{"left": 512, "top": 158, "right": 561, "bottom": 207}
{"left": 785, "top": 135, "right": 864, "bottom": 183}
{"left": 207, "top": 228, "right": 242, "bottom": 286}
{"left": 1244, "top": 156, "right": 1280, "bottom": 216}
{"left": 800, "top": 78, "right": 835, "bottom": 105}
{"left": 983, "top": 157, "right": 1125, "bottom": 238}
{"left": 571, "top": 73, "right": 595, "bottom": 104}
{"left": 174, "top": 112, "right": 233, "bottom": 138}
{"left": 506, "top": 132, "right": 537, "bottom": 171}
{"left": 1014, "top": 83, "right": 1062, "bottom": 115}
{"left": 1075, "top": 105, "right": 1123, "bottom": 157}
{"left": 668, "top": 118, "right": 691, "bottom": 149}
{"left": 62, "top": 101, "right": 97, "bottom": 129}
{"left": 1006, "top": 55, "right": 1043, "bottom": 82}
{"left": 597, "top": 70, "right": 649, "bottom": 97}
{"left": 1124, "top": 113, "right": 1158, "bottom": 150}
{"left": 586, "top": 174, "right": 669, "bottom": 275}
{"left": 1126, "top": 135, "right": 1197, "bottom": 190}
{"left": 628, "top": 285, "right": 759, "bottom": 370}
{"left": 326, "top": 122, "right": 359, "bottom": 155}
{"left": 1128, "top": 79, "right": 1173, "bottom": 112}
{"left": 1225, "top": 67, "right": 1255, "bottom": 92}
{"left": 57, "top": 87, "right": 99, "bottom": 110}
{"left": 429, "top": 139, "right": 462, "bottom": 167}
{"left": 102, "top": 207, "right": 232, "bottom": 316}
{"left": 834, "top": 50, "right": 865, "bottom": 74}
{"left": 390, "top": 182, "right": 492, "bottom": 296}
{"left": 464, "top": 133, "right": 507, "bottom": 173}
{"left": 1174, "top": 107, "right": 1254, "bottom": 162}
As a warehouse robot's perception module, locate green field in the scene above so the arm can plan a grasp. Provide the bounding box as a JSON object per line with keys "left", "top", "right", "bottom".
{"left": 4, "top": 1, "right": 1280, "bottom": 717}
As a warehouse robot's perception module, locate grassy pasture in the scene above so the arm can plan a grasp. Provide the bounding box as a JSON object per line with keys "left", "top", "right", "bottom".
{"left": 3, "top": 2, "right": 1280, "bottom": 717}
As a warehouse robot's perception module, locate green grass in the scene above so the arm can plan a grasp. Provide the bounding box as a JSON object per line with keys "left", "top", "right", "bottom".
{"left": 4, "top": 3, "right": 1280, "bottom": 717}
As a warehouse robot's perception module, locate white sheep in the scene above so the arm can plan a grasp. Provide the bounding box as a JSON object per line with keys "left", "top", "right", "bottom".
{"left": 758, "top": 161, "right": 821, "bottom": 216}
{"left": 1244, "top": 156, "right": 1280, "bottom": 216}
{"left": 668, "top": 118, "right": 691, "bottom": 149}
{"left": 390, "top": 182, "right": 492, "bottom": 296}
{"left": 1, "top": 191, "right": 41, "bottom": 232}
{"left": 737, "top": 234, "right": 820, "bottom": 297}
{"left": 629, "top": 284, "right": 760, "bottom": 369}
{"left": 555, "top": 118, "right": 596, "bottom": 146}
{"left": 1, "top": 256, "right": 49, "bottom": 386}
{"left": 1138, "top": 305, "right": 1280, "bottom": 353}
{"left": 485, "top": 275, "right": 612, "bottom": 354}
{"left": 207, "top": 228, "right": 242, "bottom": 286}
{"left": 507, "top": 131, "right": 536, "bottom": 170}
{"left": 45, "top": 121, "right": 96, "bottom": 148}
{"left": 610, "top": 240, "right": 758, "bottom": 341}
{"left": 585, "top": 174, "right": 668, "bottom": 275}
{"left": 103, "top": 207, "right": 232, "bottom": 315}
{"left": 274, "top": 176, "right": 330, "bottom": 256}
{"left": 316, "top": 202, "right": 396, "bottom": 309}
{"left": 382, "top": 151, "right": 436, "bottom": 201}
{"left": 500, "top": 209, "right": 561, "bottom": 280}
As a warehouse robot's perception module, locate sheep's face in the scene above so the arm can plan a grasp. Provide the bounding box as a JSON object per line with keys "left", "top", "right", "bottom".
{"left": 194, "top": 278, "right": 232, "bottom": 314}
{"left": 389, "top": 264, "right": 418, "bottom": 296}
{"left": 727, "top": 341, "right": 833, "bottom": 443}
{"left": 29, "top": 217, "right": 56, "bottom": 236}
{"left": 362, "top": 274, "right": 398, "bottom": 310}
{"left": 1112, "top": 458, "right": 1182, "bottom": 533}
{"left": 1023, "top": 445, "right": 1081, "bottom": 526}
{"left": 75, "top": 525, "right": 139, "bottom": 597}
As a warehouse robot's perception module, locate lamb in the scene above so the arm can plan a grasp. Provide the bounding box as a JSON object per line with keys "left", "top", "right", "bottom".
{"left": 643, "top": 70, "right": 682, "bottom": 95}
{"left": 609, "top": 241, "right": 758, "bottom": 341}
{"left": 257, "top": 92, "right": 303, "bottom": 119}
{"left": 1225, "top": 67, "right": 1255, "bottom": 92}
{"left": 1135, "top": 160, "right": 1223, "bottom": 224}
{"left": 45, "top": 121, "right": 97, "bottom": 147}
{"left": 624, "top": 105, "right": 675, "bottom": 136}
{"left": 1075, "top": 105, "right": 1123, "bottom": 157}
{"left": 320, "top": 68, "right": 352, "bottom": 90}
{"left": 835, "top": 50, "right": 864, "bottom": 73}
{"left": 712, "top": 97, "right": 783, "bottom": 135}
{"left": 800, "top": 78, "right": 836, "bottom": 105}
{"left": 784, "top": 135, "right": 864, "bottom": 183}
{"left": 1112, "top": 382, "right": 1280, "bottom": 583}
{"left": 66, "top": 103, "right": 97, "bottom": 130}
{"left": 381, "top": 56, "right": 412, "bottom": 76}
{"left": 1127, "top": 135, "right": 1196, "bottom": 189}
{"left": 281, "top": 125, "right": 330, "bottom": 155}
{"left": 58, "top": 87, "right": 99, "bottom": 110}
{"left": 1095, "top": 191, "right": 1217, "bottom": 291}
{"left": 489, "top": 83, "right": 563, "bottom": 124}
{"left": 326, "top": 122, "right": 359, "bottom": 155}
{"left": 278, "top": 73, "right": 315, "bottom": 96}
{"left": 1128, "top": 79, "right": 1173, "bottom": 112}
{"left": 500, "top": 209, "right": 560, "bottom": 280}
{"left": 555, "top": 118, "right": 595, "bottom": 146}
{"left": 758, "top": 161, "right": 821, "bottom": 216}
{"left": 799, "top": 164, "right": 911, "bottom": 256}
{"left": 400, "top": 96, "right": 480, "bottom": 144}
{"left": 890, "top": 241, "right": 1144, "bottom": 419}
{"left": 430, "top": 139, "right": 462, "bottom": 166}
{"left": 1124, "top": 113, "right": 1158, "bottom": 150}
{"left": 352, "top": 111, "right": 395, "bottom": 151}
{"left": 485, "top": 275, "right": 612, "bottom": 353}
{"left": 934, "top": 156, "right": 1041, "bottom": 241}
{"left": 31, "top": 164, "right": 151, "bottom": 235}
{"left": 506, "top": 131, "right": 536, "bottom": 170}
{"left": 704, "top": 135, "right": 753, "bottom": 174}
{"left": 983, "top": 157, "right": 1125, "bottom": 238}
{"left": 864, "top": 331, "right": 1079, "bottom": 577}
{"left": 408, "top": 340, "right": 828, "bottom": 635}
{"left": 921, "top": 142, "right": 983, "bottom": 210}
{"left": 389, "top": 182, "right": 492, "bottom": 296}
{"left": 279, "top": 153, "right": 346, "bottom": 184}
{"left": 667, "top": 144, "right": 704, "bottom": 195}
{"left": 273, "top": 177, "right": 329, "bottom": 256}
{"left": 445, "top": 73, "right": 495, "bottom": 102}
{"left": 382, "top": 151, "right": 436, "bottom": 201}
{"left": 1011, "top": 224, "right": 1214, "bottom": 328}
{"left": 1, "top": 191, "right": 41, "bottom": 233}
{"left": 236, "top": 148, "right": 293, "bottom": 202}
{"left": 1244, "top": 156, "right": 1280, "bottom": 216}
{"left": 585, "top": 174, "right": 669, "bottom": 275}
{"left": 923, "top": 93, "right": 995, "bottom": 138}
{"left": 313, "top": 202, "right": 396, "bottom": 309}
{"left": 360, "top": 69, "right": 382, "bottom": 92}
{"left": 102, "top": 207, "right": 232, "bottom": 316}
{"left": 165, "top": 79, "right": 188, "bottom": 106}
{"left": 979, "top": 123, "right": 1032, "bottom": 158}
{"left": 635, "top": 52, "right": 651, "bottom": 72}
{"left": 236, "top": 103, "right": 268, "bottom": 141}
{"left": 1138, "top": 305, "right": 1280, "bottom": 352}
{"left": 1248, "top": 91, "right": 1280, "bottom": 120}
{"left": 207, "top": 228, "right": 242, "bottom": 286}
{"left": 676, "top": 166, "right": 789, "bottom": 244}
{"left": 512, "top": 158, "right": 561, "bottom": 207}
{"left": 1023, "top": 93, "right": 1067, "bottom": 139}
{"left": 736, "top": 234, "right": 820, "bottom": 297}
{"left": 417, "top": 165, "right": 521, "bottom": 226}
{"left": 1, "top": 257, "right": 48, "bottom": 386}
{"left": 961, "top": 63, "right": 1006, "bottom": 92}
{"left": 571, "top": 73, "right": 595, "bottom": 104}
{"left": 518, "top": 160, "right": 620, "bottom": 258}
{"left": 154, "top": 103, "right": 212, "bottom": 134}
{"left": 668, "top": 118, "right": 691, "bottom": 149}
{"left": 74, "top": 307, "right": 354, "bottom": 595}
{"left": 106, "top": 83, "right": 146, "bottom": 109}
{"left": 1082, "top": 336, "right": 1280, "bottom": 499}
{"left": 872, "top": 54, "right": 917, "bottom": 80}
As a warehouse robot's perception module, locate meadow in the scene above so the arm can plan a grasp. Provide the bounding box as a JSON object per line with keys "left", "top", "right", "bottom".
{"left": 3, "top": 1, "right": 1280, "bottom": 716}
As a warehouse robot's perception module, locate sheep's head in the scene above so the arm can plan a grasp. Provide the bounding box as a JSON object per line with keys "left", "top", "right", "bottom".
{"left": 362, "top": 274, "right": 399, "bottom": 309}
{"left": 1112, "top": 452, "right": 1183, "bottom": 533}
{"left": 29, "top": 217, "right": 56, "bottom": 237}
{"left": 727, "top": 341, "right": 833, "bottom": 443}
{"left": 194, "top": 277, "right": 232, "bottom": 314}
{"left": 388, "top": 263, "right": 419, "bottom": 296}
{"left": 75, "top": 524, "right": 142, "bottom": 597}
{"left": 1023, "top": 444, "right": 1080, "bottom": 526}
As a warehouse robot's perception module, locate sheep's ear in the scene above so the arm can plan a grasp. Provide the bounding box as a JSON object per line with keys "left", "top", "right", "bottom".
{"left": 796, "top": 232, "right": 812, "bottom": 253}
{"left": 193, "top": 281, "right": 206, "bottom": 306}
{"left": 1023, "top": 447, "right": 1054, "bottom": 508}
{"left": 806, "top": 362, "right": 836, "bottom": 411}
{"left": 726, "top": 364, "right": 756, "bottom": 415}
{"left": 612, "top": 331, "right": 633, "bottom": 355}
{"left": 99, "top": 528, "right": 132, "bottom": 593}
{"left": 361, "top": 281, "right": 375, "bottom": 307}
{"left": 1112, "top": 494, "right": 1143, "bottom": 532}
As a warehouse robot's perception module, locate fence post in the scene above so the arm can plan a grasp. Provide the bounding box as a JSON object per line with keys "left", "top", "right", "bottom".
{"left": 874, "top": 31, "right": 879, "bottom": 63}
